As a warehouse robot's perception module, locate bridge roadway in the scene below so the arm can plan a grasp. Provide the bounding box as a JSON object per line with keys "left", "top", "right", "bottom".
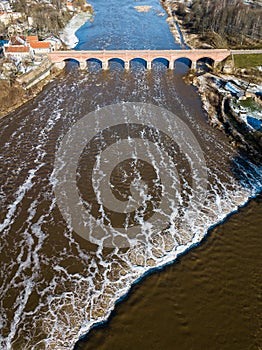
{"left": 47, "top": 49, "right": 262, "bottom": 70}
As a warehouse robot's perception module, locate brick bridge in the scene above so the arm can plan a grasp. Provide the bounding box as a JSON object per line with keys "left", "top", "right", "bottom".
{"left": 48, "top": 49, "right": 231, "bottom": 70}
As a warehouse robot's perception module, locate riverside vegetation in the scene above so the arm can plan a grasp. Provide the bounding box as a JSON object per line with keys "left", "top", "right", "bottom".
{"left": 3, "top": 0, "right": 92, "bottom": 37}
{"left": 160, "top": 0, "right": 262, "bottom": 159}
{"left": 172, "top": 0, "right": 262, "bottom": 49}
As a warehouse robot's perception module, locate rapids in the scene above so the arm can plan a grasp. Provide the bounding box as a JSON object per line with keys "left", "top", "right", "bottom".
{"left": 0, "top": 0, "right": 261, "bottom": 349}
{"left": 0, "top": 67, "right": 261, "bottom": 349}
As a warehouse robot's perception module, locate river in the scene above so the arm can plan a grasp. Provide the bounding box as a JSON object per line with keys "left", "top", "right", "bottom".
{"left": 0, "top": 1, "right": 261, "bottom": 350}
{"left": 75, "top": 193, "right": 262, "bottom": 350}
{"left": 74, "top": 0, "right": 179, "bottom": 50}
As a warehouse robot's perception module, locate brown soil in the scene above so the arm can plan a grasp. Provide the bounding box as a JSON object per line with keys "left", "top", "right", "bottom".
{"left": 0, "top": 68, "right": 62, "bottom": 118}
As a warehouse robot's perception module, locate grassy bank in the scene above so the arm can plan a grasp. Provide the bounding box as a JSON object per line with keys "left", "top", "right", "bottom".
{"left": 233, "top": 54, "right": 262, "bottom": 68}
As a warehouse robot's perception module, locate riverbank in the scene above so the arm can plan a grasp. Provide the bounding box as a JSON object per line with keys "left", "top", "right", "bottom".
{"left": 167, "top": 1, "right": 262, "bottom": 49}
{"left": 160, "top": 0, "right": 262, "bottom": 158}
{"left": 0, "top": 68, "right": 62, "bottom": 118}
{"left": 191, "top": 71, "right": 262, "bottom": 160}
{"left": 60, "top": 12, "right": 93, "bottom": 49}
{"left": 160, "top": 0, "right": 213, "bottom": 48}
{"left": 160, "top": 0, "right": 188, "bottom": 47}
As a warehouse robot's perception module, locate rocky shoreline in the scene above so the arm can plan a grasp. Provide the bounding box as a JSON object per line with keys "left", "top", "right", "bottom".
{"left": 160, "top": 0, "right": 185, "bottom": 46}
{"left": 191, "top": 72, "right": 262, "bottom": 161}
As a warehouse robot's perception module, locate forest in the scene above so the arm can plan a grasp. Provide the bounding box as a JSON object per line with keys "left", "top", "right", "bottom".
{"left": 175, "top": 0, "right": 262, "bottom": 48}
{"left": 10, "top": 0, "right": 89, "bottom": 36}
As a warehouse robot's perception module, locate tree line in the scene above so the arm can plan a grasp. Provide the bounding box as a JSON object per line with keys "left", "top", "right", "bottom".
{"left": 175, "top": 0, "right": 262, "bottom": 48}
{"left": 11, "top": 0, "right": 72, "bottom": 35}
{"left": 9, "top": 0, "right": 93, "bottom": 36}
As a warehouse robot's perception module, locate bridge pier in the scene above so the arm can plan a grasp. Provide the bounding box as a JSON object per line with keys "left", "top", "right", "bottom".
{"left": 147, "top": 61, "right": 152, "bottom": 70}
{"left": 125, "top": 61, "right": 129, "bottom": 70}
{"left": 214, "top": 61, "right": 220, "bottom": 69}
{"left": 191, "top": 61, "right": 197, "bottom": 70}
{"left": 102, "top": 60, "right": 108, "bottom": 70}
{"left": 79, "top": 61, "right": 86, "bottom": 70}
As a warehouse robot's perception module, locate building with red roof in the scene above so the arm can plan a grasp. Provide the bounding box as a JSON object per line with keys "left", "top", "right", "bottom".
{"left": 4, "top": 35, "right": 51, "bottom": 61}
{"left": 4, "top": 45, "right": 32, "bottom": 60}
{"left": 26, "top": 36, "right": 39, "bottom": 43}
{"left": 29, "top": 41, "right": 51, "bottom": 53}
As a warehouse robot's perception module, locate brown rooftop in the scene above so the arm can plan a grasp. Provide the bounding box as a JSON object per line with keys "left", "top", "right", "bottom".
{"left": 26, "top": 35, "right": 39, "bottom": 43}
{"left": 5, "top": 46, "right": 30, "bottom": 53}
{"left": 30, "top": 41, "right": 51, "bottom": 49}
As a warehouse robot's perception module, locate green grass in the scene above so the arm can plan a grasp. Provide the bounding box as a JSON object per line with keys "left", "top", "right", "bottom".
{"left": 235, "top": 97, "right": 261, "bottom": 112}
{"left": 233, "top": 54, "right": 262, "bottom": 68}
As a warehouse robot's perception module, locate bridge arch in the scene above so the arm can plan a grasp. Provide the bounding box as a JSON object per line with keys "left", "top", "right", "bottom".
{"left": 108, "top": 58, "right": 125, "bottom": 70}
{"left": 151, "top": 57, "right": 170, "bottom": 69}
{"left": 63, "top": 58, "right": 80, "bottom": 71}
{"left": 196, "top": 57, "right": 215, "bottom": 71}
{"left": 86, "top": 58, "right": 103, "bottom": 71}
{"left": 64, "top": 58, "right": 80, "bottom": 65}
{"left": 174, "top": 57, "right": 192, "bottom": 69}
{"left": 130, "top": 58, "right": 147, "bottom": 70}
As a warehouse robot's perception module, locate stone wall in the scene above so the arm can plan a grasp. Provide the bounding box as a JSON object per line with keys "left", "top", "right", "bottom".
{"left": 17, "top": 57, "right": 53, "bottom": 89}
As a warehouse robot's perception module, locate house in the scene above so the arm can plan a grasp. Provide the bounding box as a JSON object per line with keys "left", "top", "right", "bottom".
{"left": 26, "top": 35, "right": 39, "bottom": 44}
{"left": 224, "top": 82, "right": 244, "bottom": 98}
{"left": 0, "top": 39, "right": 8, "bottom": 47}
{"left": 0, "top": 11, "right": 11, "bottom": 25}
{"left": 0, "top": 0, "right": 11, "bottom": 12}
{"left": 29, "top": 41, "right": 51, "bottom": 54}
{"left": 4, "top": 35, "right": 52, "bottom": 55}
{"left": 27, "top": 16, "right": 33, "bottom": 26}
{"left": 0, "top": 11, "right": 21, "bottom": 25}
{"left": 4, "top": 45, "right": 32, "bottom": 60}
{"left": 3, "top": 34, "right": 52, "bottom": 60}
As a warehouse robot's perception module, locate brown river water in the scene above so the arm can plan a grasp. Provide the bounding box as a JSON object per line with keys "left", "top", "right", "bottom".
{"left": 75, "top": 193, "right": 262, "bottom": 350}
{"left": 0, "top": 64, "right": 261, "bottom": 350}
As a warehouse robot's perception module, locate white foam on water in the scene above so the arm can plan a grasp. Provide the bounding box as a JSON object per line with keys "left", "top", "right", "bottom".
{"left": 44, "top": 112, "right": 261, "bottom": 349}
{"left": 0, "top": 92, "right": 71, "bottom": 348}
{"left": 0, "top": 167, "right": 43, "bottom": 233}
{"left": 0, "top": 103, "right": 64, "bottom": 232}
{"left": 0, "top": 71, "right": 261, "bottom": 350}
{"left": 0, "top": 195, "right": 57, "bottom": 349}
